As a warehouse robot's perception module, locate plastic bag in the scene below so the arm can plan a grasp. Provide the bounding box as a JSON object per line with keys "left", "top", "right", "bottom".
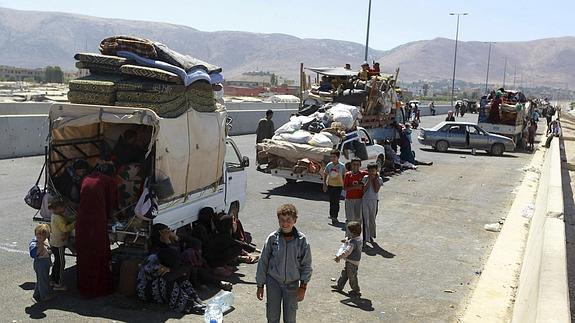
{"left": 275, "top": 120, "right": 302, "bottom": 135}
{"left": 308, "top": 133, "right": 333, "bottom": 147}
{"left": 281, "top": 130, "right": 313, "bottom": 144}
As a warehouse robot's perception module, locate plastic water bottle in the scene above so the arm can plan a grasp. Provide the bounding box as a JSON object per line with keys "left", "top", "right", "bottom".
{"left": 203, "top": 291, "right": 234, "bottom": 323}
{"left": 211, "top": 290, "right": 234, "bottom": 313}
{"left": 204, "top": 303, "right": 223, "bottom": 323}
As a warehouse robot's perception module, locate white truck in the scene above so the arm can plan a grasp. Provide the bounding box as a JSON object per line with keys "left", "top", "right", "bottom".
{"left": 40, "top": 103, "right": 248, "bottom": 249}
{"left": 268, "top": 127, "right": 386, "bottom": 184}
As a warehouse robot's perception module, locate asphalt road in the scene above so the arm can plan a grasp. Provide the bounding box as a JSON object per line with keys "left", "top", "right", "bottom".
{"left": 0, "top": 113, "right": 540, "bottom": 322}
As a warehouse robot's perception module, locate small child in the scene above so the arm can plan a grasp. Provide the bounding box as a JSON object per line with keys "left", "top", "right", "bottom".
{"left": 29, "top": 223, "right": 54, "bottom": 302}
{"left": 256, "top": 204, "right": 313, "bottom": 323}
{"left": 362, "top": 163, "right": 383, "bottom": 244}
{"left": 332, "top": 221, "right": 363, "bottom": 298}
{"left": 323, "top": 150, "right": 346, "bottom": 224}
{"left": 48, "top": 198, "right": 75, "bottom": 290}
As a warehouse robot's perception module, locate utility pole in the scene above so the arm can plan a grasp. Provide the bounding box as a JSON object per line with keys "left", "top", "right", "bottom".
{"left": 513, "top": 64, "right": 517, "bottom": 89}
{"left": 449, "top": 12, "right": 468, "bottom": 107}
{"left": 502, "top": 56, "right": 507, "bottom": 88}
{"left": 485, "top": 42, "right": 492, "bottom": 94}
{"left": 364, "top": 0, "right": 372, "bottom": 62}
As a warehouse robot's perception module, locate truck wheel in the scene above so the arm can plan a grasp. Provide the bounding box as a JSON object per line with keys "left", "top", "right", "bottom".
{"left": 228, "top": 202, "right": 240, "bottom": 219}
{"left": 376, "top": 155, "right": 385, "bottom": 173}
{"left": 436, "top": 140, "right": 449, "bottom": 152}
{"left": 491, "top": 143, "right": 505, "bottom": 156}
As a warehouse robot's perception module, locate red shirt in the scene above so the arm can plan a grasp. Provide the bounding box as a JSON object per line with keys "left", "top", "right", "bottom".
{"left": 344, "top": 170, "right": 367, "bottom": 199}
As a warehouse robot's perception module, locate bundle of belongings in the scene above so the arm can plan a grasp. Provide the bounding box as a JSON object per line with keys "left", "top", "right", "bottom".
{"left": 68, "top": 36, "right": 224, "bottom": 118}
{"left": 257, "top": 103, "right": 360, "bottom": 174}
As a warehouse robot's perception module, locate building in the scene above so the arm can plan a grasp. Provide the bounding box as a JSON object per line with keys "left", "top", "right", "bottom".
{"left": 0, "top": 65, "right": 45, "bottom": 82}
{"left": 225, "top": 71, "right": 274, "bottom": 88}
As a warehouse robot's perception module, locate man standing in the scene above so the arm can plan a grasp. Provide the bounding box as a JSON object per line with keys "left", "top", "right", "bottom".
{"left": 256, "top": 110, "right": 275, "bottom": 170}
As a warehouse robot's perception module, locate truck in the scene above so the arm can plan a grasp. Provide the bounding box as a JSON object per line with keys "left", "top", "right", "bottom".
{"left": 260, "top": 126, "right": 386, "bottom": 185}
{"left": 477, "top": 90, "right": 528, "bottom": 146}
{"left": 300, "top": 66, "right": 401, "bottom": 142}
{"left": 36, "top": 102, "right": 248, "bottom": 251}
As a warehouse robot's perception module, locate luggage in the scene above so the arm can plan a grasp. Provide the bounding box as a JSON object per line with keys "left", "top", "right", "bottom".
{"left": 117, "top": 259, "right": 141, "bottom": 296}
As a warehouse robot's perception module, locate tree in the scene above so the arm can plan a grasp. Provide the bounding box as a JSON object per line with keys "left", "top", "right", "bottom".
{"left": 270, "top": 73, "right": 278, "bottom": 87}
{"left": 44, "top": 66, "right": 64, "bottom": 83}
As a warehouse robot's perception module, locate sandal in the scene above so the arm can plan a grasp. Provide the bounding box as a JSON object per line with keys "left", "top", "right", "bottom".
{"left": 238, "top": 255, "right": 259, "bottom": 264}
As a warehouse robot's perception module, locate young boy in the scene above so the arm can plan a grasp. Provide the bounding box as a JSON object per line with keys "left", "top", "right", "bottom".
{"left": 362, "top": 163, "right": 383, "bottom": 244}
{"left": 29, "top": 223, "right": 54, "bottom": 302}
{"left": 331, "top": 221, "right": 362, "bottom": 298}
{"left": 256, "top": 204, "right": 313, "bottom": 323}
{"left": 323, "top": 150, "right": 346, "bottom": 224}
{"left": 48, "top": 198, "right": 75, "bottom": 290}
{"left": 344, "top": 158, "right": 367, "bottom": 225}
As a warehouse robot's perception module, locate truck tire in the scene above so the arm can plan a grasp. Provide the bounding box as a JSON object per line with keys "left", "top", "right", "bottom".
{"left": 436, "top": 140, "right": 449, "bottom": 152}
{"left": 491, "top": 143, "right": 505, "bottom": 156}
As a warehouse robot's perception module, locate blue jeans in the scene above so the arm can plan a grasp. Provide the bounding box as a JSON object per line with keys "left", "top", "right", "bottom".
{"left": 33, "top": 257, "right": 53, "bottom": 300}
{"left": 266, "top": 276, "right": 298, "bottom": 323}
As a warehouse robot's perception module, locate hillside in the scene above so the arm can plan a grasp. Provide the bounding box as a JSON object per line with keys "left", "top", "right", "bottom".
{"left": 0, "top": 7, "right": 573, "bottom": 87}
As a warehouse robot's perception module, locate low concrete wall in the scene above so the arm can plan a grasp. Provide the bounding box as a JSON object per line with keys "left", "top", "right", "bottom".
{"left": 511, "top": 137, "right": 569, "bottom": 323}
{"left": 228, "top": 109, "right": 297, "bottom": 136}
{"left": 225, "top": 102, "right": 299, "bottom": 111}
{"left": 0, "top": 115, "right": 48, "bottom": 159}
{"left": 0, "top": 102, "right": 51, "bottom": 115}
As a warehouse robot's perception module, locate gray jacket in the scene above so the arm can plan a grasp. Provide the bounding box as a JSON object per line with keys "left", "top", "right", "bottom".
{"left": 256, "top": 228, "right": 313, "bottom": 287}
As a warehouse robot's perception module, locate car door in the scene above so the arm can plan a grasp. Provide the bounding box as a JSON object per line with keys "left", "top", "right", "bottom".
{"left": 467, "top": 125, "right": 489, "bottom": 149}
{"left": 358, "top": 129, "right": 377, "bottom": 167}
{"left": 224, "top": 139, "right": 247, "bottom": 210}
{"left": 447, "top": 125, "right": 467, "bottom": 148}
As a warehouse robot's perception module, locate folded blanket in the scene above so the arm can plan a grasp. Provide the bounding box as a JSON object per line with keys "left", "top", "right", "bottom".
{"left": 74, "top": 52, "right": 133, "bottom": 66}
{"left": 120, "top": 64, "right": 183, "bottom": 84}
{"left": 117, "top": 51, "right": 211, "bottom": 86}
{"left": 99, "top": 35, "right": 157, "bottom": 58}
{"left": 154, "top": 42, "right": 222, "bottom": 74}
{"left": 68, "top": 90, "right": 116, "bottom": 105}
{"left": 115, "top": 79, "right": 186, "bottom": 94}
{"left": 116, "top": 90, "right": 179, "bottom": 103}
{"left": 76, "top": 61, "right": 123, "bottom": 75}
{"left": 68, "top": 74, "right": 127, "bottom": 94}
{"left": 116, "top": 95, "right": 188, "bottom": 118}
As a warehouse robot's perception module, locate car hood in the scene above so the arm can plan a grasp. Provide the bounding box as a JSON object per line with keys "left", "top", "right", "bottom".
{"left": 488, "top": 133, "right": 513, "bottom": 142}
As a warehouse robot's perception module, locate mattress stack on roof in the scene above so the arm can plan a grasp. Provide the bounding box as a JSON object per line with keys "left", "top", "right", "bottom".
{"left": 68, "top": 36, "right": 224, "bottom": 118}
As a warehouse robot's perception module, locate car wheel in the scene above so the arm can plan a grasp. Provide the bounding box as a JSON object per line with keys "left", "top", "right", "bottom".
{"left": 491, "top": 143, "right": 505, "bottom": 156}
{"left": 376, "top": 155, "right": 385, "bottom": 173}
{"left": 436, "top": 140, "right": 449, "bottom": 152}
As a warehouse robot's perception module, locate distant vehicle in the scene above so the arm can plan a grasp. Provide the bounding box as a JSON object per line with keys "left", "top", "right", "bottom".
{"left": 464, "top": 99, "right": 477, "bottom": 113}
{"left": 417, "top": 121, "right": 516, "bottom": 156}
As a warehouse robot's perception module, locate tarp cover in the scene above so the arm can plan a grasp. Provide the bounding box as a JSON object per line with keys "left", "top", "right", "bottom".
{"left": 258, "top": 139, "right": 333, "bottom": 163}
{"left": 49, "top": 103, "right": 226, "bottom": 201}
{"left": 305, "top": 67, "right": 358, "bottom": 77}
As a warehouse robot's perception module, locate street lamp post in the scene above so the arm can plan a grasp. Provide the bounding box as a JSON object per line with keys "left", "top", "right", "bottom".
{"left": 485, "top": 42, "right": 492, "bottom": 94}
{"left": 364, "top": 0, "right": 372, "bottom": 62}
{"left": 502, "top": 56, "right": 507, "bottom": 88}
{"left": 450, "top": 12, "right": 468, "bottom": 107}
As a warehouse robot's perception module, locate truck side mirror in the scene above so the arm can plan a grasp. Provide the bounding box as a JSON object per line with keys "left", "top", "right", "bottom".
{"left": 241, "top": 156, "right": 250, "bottom": 168}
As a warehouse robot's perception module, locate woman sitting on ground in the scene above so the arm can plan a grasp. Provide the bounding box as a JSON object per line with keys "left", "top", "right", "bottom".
{"left": 136, "top": 247, "right": 206, "bottom": 314}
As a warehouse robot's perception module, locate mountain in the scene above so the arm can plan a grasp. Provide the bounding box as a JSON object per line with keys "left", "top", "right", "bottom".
{"left": 378, "top": 37, "right": 575, "bottom": 89}
{"left": 0, "top": 7, "right": 573, "bottom": 88}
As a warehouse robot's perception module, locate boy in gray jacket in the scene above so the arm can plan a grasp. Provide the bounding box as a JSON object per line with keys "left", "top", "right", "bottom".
{"left": 256, "top": 204, "right": 313, "bottom": 323}
{"left": 331, "top": 221, "right": 362, "bottom": 298}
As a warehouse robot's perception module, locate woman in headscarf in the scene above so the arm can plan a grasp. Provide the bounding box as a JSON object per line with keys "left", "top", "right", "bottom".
{"left": 75, "top": 163, "right": 117, "bottom": 298}
{"left": 488, "top": 91, "right": 503, "bottom": 124}
{"left": 136, "top": 247, "right": 206, "bottom": 314}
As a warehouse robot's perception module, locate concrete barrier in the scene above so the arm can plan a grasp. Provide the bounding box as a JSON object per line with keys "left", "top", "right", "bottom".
{"left": 0, "top": 102, "right": 51, "bottom": 115}
{"left": 511, "top": 137, "right": 569, "bottom": 323}
{"left": 0, "top": 115, "right": 48, "bottom": 159}
{"left": 228, "top": 109, "right": 297, "bottom": 136}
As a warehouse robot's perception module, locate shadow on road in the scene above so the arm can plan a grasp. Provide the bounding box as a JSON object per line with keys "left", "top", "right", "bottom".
{"left": 340, "top": 297, "right": 374, "bottom": 312}
{"left": 261, "top": 181, "right": 326, "bottom": 201}
{"left": 419, "top": 147, "right": 519, "bottom": 158}
{"left": 363, "top": 242, "right": 395, "bottom": 259}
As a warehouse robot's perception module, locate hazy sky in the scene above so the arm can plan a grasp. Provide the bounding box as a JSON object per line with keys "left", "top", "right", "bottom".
{"left": 1, "top": 0, "right": 573, "bottom": 50}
